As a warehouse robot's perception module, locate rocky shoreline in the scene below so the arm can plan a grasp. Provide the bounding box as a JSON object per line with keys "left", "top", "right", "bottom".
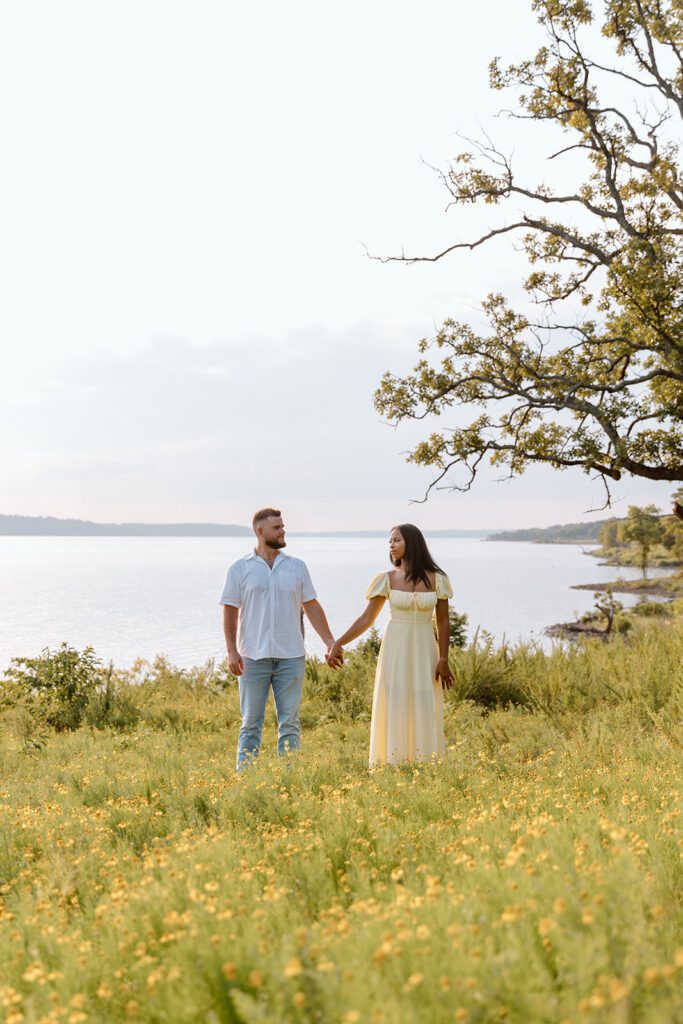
{"left": 545, "top": 570, "right": 682, "bottom": 641}
{"left": 545, "top": 620, "right": 613, "bottom": 641}
{"left": 571, "top": 577, "right": 681, "bottom": 598}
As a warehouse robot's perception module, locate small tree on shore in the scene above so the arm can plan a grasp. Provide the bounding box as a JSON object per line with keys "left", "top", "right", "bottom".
{"left": 623, "top": 504, "right": 663, "bottom": 576}
{"left": 599, "top": 518, "right": 621, "bottom": 551}
{"left": 594, "top": 589, "right": 622, "bottom": 633}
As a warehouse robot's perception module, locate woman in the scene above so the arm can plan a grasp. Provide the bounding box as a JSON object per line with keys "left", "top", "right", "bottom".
{"left": 328, "top": 524, "right": 454, "bottom": 767}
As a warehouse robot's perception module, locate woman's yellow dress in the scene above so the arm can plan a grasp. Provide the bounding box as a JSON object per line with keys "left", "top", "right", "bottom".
{"left": 366, "top": 571, "right": 453, "bottom": 767}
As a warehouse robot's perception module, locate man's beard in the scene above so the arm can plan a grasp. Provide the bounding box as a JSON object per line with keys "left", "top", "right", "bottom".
{"left": 265, "top": 538, "right": 286, "bottom": 550}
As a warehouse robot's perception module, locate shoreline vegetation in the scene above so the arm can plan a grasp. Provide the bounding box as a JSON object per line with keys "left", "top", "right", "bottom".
{"left": 542, "top": 502, "right": 683, "bottom": 639}
{"left": 1, "top": 615, "right": 682, "bottom": 1023}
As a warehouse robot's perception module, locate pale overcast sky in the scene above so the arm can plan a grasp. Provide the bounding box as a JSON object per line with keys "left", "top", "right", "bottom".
{"left": 1, "top": 0, "right": 677, "bottom": 531}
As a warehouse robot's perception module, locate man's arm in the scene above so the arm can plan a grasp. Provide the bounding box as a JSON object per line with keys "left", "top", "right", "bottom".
{"left": 302, "top": 599, "right": 336, "bottom": 655}
{"left": 223, "top": 605, "right": 243, "bottom": 676}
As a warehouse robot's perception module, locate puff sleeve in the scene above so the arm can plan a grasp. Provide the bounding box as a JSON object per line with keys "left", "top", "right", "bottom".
{"left": 435, "top": 572, "right": 453, "bottom": 600}
{"left": 365, "top": 572, "right": 390, "bottom": 600}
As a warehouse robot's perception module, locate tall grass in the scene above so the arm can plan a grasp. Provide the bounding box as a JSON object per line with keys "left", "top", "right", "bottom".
{"left": 0, "top": 624, "right": 681, "bottom": 1023}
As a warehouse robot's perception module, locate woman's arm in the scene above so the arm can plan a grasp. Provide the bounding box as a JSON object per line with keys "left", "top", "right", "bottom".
{"left": 327, "top": 597, "right": 385, "bottom": 663}
{"left": 435, "top": 598, "right": 454, "bottom": 689}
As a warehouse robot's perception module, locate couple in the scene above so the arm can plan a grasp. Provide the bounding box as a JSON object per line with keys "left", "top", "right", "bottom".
{"left": 220, "top": 507, "right": 454, "bottom": 770}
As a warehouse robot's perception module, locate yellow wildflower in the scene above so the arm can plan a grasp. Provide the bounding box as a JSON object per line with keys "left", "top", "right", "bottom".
{"left": 284, "top": 958, "right": 303, "bottom": 978}
{"left": 608, "top": 978, "right": 629, "bottom": 1002}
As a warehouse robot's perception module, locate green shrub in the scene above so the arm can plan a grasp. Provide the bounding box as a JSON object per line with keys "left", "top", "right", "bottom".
{"left": 450, "top": 631, "right": 533, "bottom": 709}
{"left": 448, "top": 609, "right": 468, "bottom": 648}
{"left": 631, "top": 600, "right": 672, "bottom": 617}
{"left": 83, "top": 667, "right": 142, "bottom": 731}
{"left": 303, "top": 653, "right": 373, "bottom": 723}
{"left": 1, "top": 644, "right": 104, "bottom": 731}
{"left": 355, "top": 627, "right": 382, "bottom": 657}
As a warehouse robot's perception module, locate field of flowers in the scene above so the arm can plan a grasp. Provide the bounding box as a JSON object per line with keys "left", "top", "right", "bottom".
{"left": 1, "top": 623, "right": 682, "bottom": 1023}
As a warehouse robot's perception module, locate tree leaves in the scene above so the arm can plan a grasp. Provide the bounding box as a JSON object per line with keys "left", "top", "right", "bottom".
{"left": 376, "top": 0, "right": 683, "bottom": 503}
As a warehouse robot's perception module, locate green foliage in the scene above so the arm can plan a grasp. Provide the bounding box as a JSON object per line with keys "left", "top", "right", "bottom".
{"left": 631, "top": 600, "right": 671, "bottom": 618}
{"left": 375, "top": 1, "right": 683, "bottom": 501}
{"left": 450, "top": 631, "right": 533, "bottom": 708}
{"left": 594, "top": 589, "right": 623, "bottom": 633}
{"left": 623, "top": 504, "right": 664, "bottom": 577}
{"left": 599, "top": 517, "right": 620, "bottom": 550}
{"left": 354, "top": 626, "right": 382, "bottom": 657}
{"left": 1, "top": 623, "right": 682, "bottom": 1022}
{"left": 448, "top": 608, "right": 468, "bottom": 648}
{"left": 2, "top": 644, "right": 105, "bottom": 731}
{"left": 660, "top": 489, "right": 683, "bottom": 560}
{"left": 303, "top": 650, "right": 374, "bottom": 723}
{"left": 491, "top": 520, "right": 605, "bottom": 543}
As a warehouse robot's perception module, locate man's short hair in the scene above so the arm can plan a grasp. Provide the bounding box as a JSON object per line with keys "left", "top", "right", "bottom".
{"left": 252, "top": 507, "right": 282, "bottom": 532}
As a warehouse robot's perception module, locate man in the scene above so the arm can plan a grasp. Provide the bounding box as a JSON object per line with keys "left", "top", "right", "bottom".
{"left": 220, "top": 507, "right": 338, "bottom": 770}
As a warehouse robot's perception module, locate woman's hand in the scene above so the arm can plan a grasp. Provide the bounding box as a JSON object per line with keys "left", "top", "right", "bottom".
{"left": 326, "top": 641, "right": 344, "bottom": 669}
{"left": 436, "top": 658, "right": 453, "bottom": 690}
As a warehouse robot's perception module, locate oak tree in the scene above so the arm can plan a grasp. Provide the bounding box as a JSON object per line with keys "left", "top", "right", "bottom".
{"left": 375, "top": 0, "right": 683, "bottom": 516}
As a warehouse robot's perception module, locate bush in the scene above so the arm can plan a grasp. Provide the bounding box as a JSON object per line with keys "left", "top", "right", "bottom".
{"left": 83, "top": 667, "right": 142, "bottom": 731}
{"left": 303, "top": 653, "right": 373, "bottom": 723}
{"left": 355, "top": 627, "right": 382, "bottom": 658}
{"left": 631, "top": 600, "right": 671, "bottom": 617}
{"left": 2, "top": 644, "right": 104, "bottom": 731}
{"left": 450, "top": 631, "right": 533, "bottom": 709}
{"left": 449, "top": 609, "right": 468, "bottom": 649}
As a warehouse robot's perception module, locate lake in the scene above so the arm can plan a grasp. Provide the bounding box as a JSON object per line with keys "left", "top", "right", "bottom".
{"left": 0, "top": 536, "right": 665, "bottom": 671}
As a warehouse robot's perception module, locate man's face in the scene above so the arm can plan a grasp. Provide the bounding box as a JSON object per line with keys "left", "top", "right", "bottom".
{"left": 261, "top": 516, "right": 286, "bottom": 550}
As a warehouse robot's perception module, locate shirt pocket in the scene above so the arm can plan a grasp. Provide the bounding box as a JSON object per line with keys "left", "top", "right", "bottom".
{"left": 277, "top": 571, "right": 299, "bottom": 593}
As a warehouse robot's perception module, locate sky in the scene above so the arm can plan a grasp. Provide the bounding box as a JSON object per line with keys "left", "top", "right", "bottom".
{"left": 1, "top": 0, "right": 678, "bottom": 532}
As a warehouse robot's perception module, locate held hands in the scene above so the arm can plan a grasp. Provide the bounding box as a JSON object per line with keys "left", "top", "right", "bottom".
{"left": 436, "top": 657, "right": 453, "bottom": 690}
{"left": 325, "top": 640, "right": 344, "bottom": 669}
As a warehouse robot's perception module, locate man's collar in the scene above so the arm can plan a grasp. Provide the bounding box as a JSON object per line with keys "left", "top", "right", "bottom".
{"left": 247, "top": 549, "right": 289, "bottom": 563}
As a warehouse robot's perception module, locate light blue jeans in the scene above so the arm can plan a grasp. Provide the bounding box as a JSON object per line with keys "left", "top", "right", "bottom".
{"left": 236, "top": 657, "right": 306, "bottom": 770}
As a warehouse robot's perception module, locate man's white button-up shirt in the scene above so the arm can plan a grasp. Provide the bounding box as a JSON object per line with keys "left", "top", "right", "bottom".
{"left": 219, "top": 551, "right": 317, "bottom": 659}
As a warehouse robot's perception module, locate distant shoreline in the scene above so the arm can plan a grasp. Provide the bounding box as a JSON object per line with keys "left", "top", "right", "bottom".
{"left": 0, "top": 515, "right": 494, "bottom": 539}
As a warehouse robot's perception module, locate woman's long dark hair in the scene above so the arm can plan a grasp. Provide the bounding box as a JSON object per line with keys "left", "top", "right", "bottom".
{"left": 390, "top": 523, "right": 445, "bottom": 589}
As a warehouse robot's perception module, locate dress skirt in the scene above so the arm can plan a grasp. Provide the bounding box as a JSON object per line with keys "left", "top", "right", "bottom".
{"left": 368, "top": 611, "right": 445, "bottom": 766}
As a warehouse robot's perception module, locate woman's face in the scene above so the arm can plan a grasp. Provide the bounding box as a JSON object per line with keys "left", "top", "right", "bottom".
{"left": 389, "top": 528, "right": 405, "bottom": 565}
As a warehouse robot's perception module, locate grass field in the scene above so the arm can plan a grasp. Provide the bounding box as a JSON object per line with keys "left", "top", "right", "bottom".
{"left": 1, "top": 624, "right": 682, "bottom": 1023}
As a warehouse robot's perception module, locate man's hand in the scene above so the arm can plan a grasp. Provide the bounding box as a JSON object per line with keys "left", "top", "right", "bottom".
{"left": 227, "top": 650, "right": 244, "bottom": 677}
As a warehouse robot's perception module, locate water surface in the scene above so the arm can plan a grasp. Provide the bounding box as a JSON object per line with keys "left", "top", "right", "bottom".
{"left": 0, "top": 536, "right": 665, "bottom": 670}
